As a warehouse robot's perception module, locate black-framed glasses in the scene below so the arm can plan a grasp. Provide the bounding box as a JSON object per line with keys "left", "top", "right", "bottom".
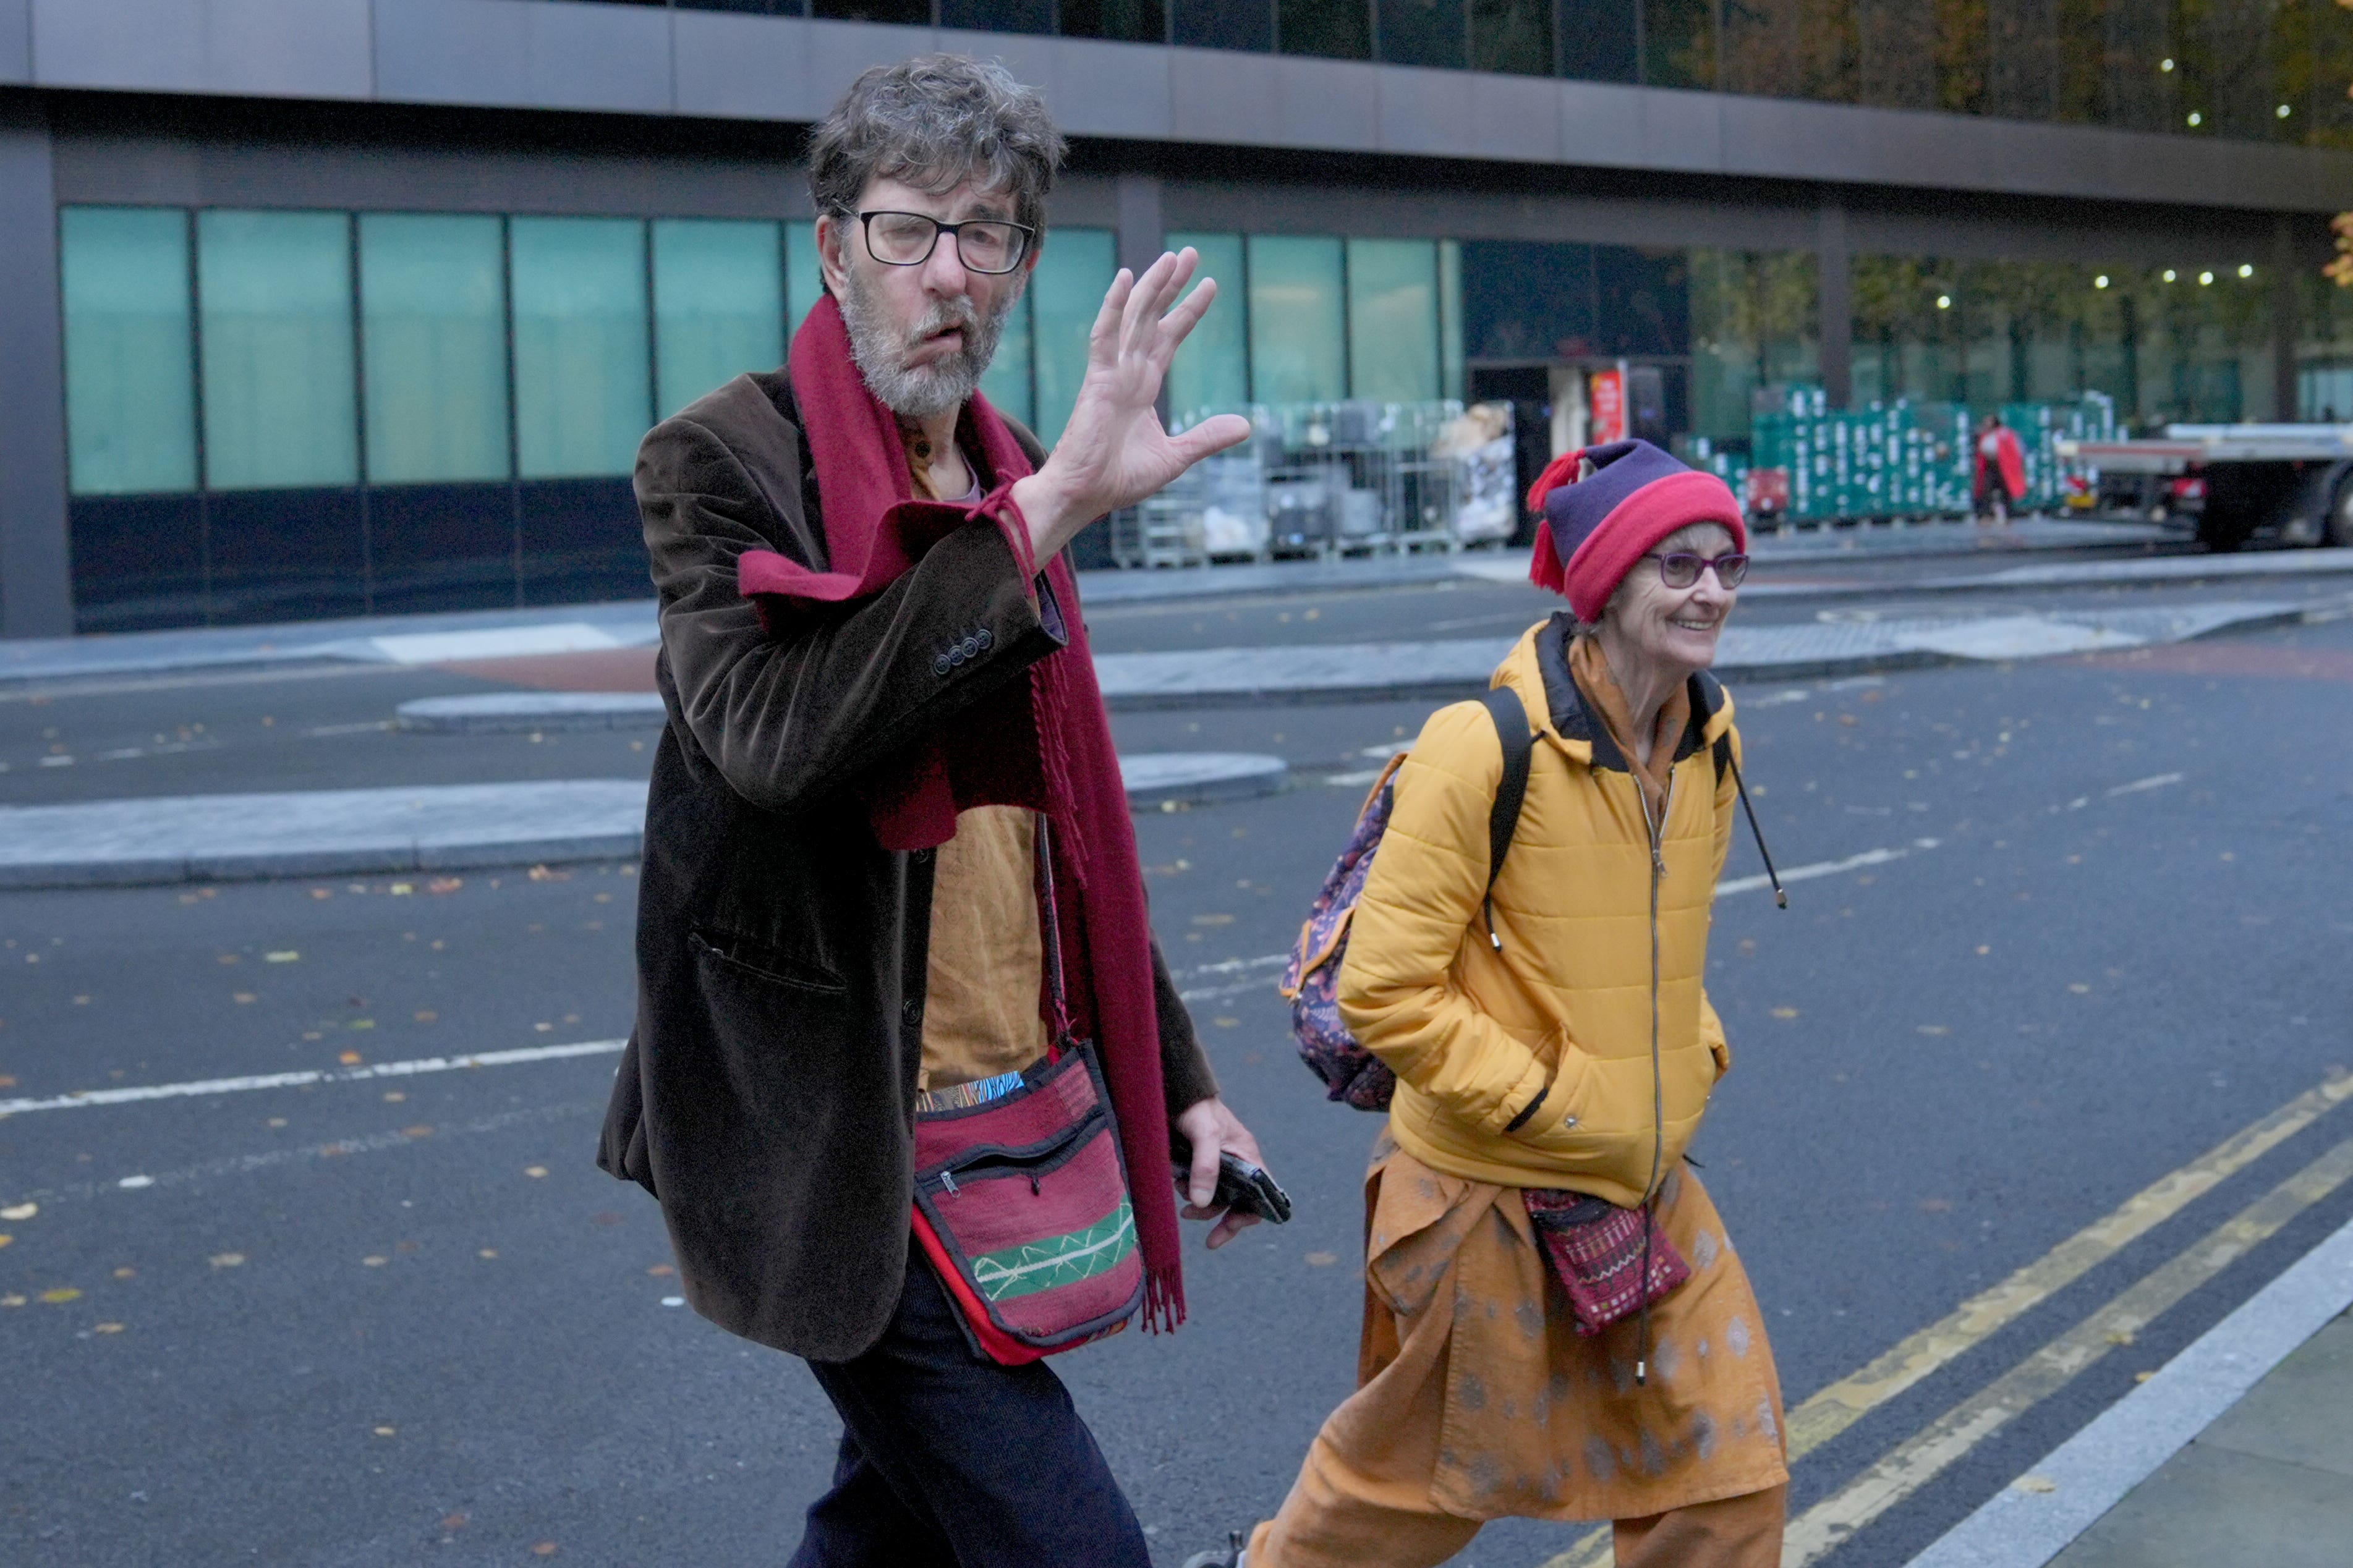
{"left": 857, "top": 210, "right": 1036, "bottom": 275}
{"left": 1643, "top": 551, "right": 1750, "bottom": 589}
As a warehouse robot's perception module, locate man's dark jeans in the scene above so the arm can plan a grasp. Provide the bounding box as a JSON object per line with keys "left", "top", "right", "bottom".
{"left": 788, "top": 1253, "right": 1155, "bottom": 1568}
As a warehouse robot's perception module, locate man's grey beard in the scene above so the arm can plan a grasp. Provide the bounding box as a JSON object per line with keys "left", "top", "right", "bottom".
{"left": 836, "top": 267, "right": 1014, "bottom": 422}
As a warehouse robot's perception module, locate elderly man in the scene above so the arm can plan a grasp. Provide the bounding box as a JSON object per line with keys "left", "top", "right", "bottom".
{"left": 597, "top": 53, "right": 1267, "bottom": 1567}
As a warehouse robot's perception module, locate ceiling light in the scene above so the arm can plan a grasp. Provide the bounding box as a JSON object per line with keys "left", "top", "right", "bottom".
{"left": 2161, "top": 58, "right": 2175, "bottom": 72}
{"left": 2095, "top": 275, "right": 2110, "bottom": 289}
{"left": 2163, "top": 269, "right": 2177, "bottom": 282}
{"left": 2278, "top": 103, "right": 2293, "bottom": 118}
{"left": 1936, "top": 295, "right": 1952, "bottom": 309}
{"left": 2187, "top": 111, "right": 2203, "bottom": 126}
{"left": 2200, "top": 271, "right": 2215, "bottom": 286}
{"left": 2239, "top": 263, "right": 2254, "bottom": 278}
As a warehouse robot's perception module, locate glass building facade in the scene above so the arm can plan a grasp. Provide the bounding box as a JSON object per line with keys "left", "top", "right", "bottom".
{"left": 55, "top": 207, "right": 1126, "bottom": 629}
{"left": 571, "top": 0, "right": 2353, "bottom": 148}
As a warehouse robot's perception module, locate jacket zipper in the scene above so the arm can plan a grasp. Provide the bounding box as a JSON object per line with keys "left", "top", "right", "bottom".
{"left": 1633, "top": 770, "right": 1669, "bottom": 1385}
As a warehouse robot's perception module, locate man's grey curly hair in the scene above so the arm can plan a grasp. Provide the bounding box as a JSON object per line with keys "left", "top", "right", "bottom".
{"left": 806, "top": 54, "right": 1066, "bottom": 237}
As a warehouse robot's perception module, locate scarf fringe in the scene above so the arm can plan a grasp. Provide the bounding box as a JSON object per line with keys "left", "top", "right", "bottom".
{"left": 1143, "top": 1265, "right": 1187, "bottom": 1333}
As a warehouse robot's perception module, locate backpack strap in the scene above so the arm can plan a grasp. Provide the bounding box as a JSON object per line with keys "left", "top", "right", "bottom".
{"left": 1474, "top": 687, "right": 1534, "bottom": 951}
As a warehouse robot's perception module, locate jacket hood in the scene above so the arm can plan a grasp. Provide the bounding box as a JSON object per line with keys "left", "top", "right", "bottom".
{"left": 1493, "top": 612, "right": 1734, "bottom": 774}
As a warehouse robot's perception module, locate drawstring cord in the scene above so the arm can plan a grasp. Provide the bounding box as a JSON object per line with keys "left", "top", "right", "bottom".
{"left": 1726, "top": 749, "right": 1787, "bottom": 909}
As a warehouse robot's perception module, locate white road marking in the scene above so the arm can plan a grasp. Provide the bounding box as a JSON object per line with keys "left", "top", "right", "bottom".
{"left": 0, "top": 1038, "right": 626, "bottom": 1119}
{"left": 2106, "top": 770, "right": 2184, "bottom": 797}
{"left": 1717, "top": 839, "right": 1940, "bottom": 897}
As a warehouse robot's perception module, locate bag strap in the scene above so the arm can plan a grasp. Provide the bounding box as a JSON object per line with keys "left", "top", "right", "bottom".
{"left": 1474, "top": 687, "right": 1534, "bottom": 951}
{"left": 1032, "top": 815, "right": 1076, "bottom": 1052}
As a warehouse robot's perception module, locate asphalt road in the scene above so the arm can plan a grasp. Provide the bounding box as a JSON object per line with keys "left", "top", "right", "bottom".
{"left": 6, "top": 551, "right": 2353, "bottom": 1567}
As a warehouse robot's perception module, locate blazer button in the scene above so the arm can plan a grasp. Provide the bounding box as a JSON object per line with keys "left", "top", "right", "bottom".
{"left": 976, "top": 628, "right": 994, "bottom": 651}
{"left": 948, "top": 645, "right": 967, "bottom": 667}
{"left": 901, "top": 998, "right": 923, "bottom": 1028}
{"left": 934, "top": 653, "right": 953, "bottom": 676}
{"left": 961, "top": 635, "right": 981, "bottom": 659}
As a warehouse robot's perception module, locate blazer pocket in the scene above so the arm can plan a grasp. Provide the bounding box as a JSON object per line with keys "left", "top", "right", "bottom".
{"left": 689, "top": 928, "right": 849, "bottom": 995}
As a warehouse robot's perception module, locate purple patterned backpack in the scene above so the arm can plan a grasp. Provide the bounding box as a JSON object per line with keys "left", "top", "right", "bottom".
{"left": 1281, "top": 689, "right": 1534, "bottom": 1111}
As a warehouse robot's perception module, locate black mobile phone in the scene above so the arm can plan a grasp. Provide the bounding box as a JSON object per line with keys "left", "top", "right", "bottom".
{"left": 1170, "top": 1149, "right": 1293, "bottom": 1224}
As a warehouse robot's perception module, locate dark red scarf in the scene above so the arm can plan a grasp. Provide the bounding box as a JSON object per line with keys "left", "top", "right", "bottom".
{"left": 736, "top": 295, "right": 1185, "bottom": 1329}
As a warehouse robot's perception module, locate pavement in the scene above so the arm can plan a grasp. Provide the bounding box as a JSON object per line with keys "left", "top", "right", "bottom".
{"left": 1910, "top": 1215, "right": 2353, "bottom": 1568}
{"left": 5, "top": 523, "right": 2345, "bottom": 691}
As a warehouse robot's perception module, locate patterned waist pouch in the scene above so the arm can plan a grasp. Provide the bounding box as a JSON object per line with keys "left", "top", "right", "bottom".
{"left": 1521, "top": 1189, "right": 1692, "bottom": 1337}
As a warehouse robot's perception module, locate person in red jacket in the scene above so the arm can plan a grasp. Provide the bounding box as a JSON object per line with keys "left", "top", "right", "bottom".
{"left": 1974, "top": 414, "right": 2027, "bottom": 525}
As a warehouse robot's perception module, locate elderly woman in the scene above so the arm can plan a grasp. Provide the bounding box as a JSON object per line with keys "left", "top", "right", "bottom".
{"left": 1194, "top": 440, "right": 1787, "bottom": 1568}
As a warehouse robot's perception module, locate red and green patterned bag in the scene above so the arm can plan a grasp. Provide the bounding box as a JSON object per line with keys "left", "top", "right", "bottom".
{"left": 908, "top": 819, "right": 1143, "bottom": 1365}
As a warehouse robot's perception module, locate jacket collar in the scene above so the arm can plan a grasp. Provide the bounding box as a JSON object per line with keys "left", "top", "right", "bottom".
{"left": 1499, "top": 612, "right": 1731, "bottom": 775}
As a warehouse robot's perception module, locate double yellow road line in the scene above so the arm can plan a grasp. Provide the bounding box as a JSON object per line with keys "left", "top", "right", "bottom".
{"left": 1541, "top": 1067, "right": 2353, "bottom": 1568}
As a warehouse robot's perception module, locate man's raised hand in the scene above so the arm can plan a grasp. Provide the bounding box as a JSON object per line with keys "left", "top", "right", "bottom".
{"left": 1010, "top": 248, "right": 1253, "bottom": 565}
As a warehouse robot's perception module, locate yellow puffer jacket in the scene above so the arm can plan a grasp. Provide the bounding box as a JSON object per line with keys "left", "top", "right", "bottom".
{"left": 1335, "top": 614, "right": 1738, "bottom": 1205}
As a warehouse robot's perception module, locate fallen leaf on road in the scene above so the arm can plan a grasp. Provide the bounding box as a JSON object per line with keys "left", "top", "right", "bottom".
{"left": 209, "top": 1253, "right": 244, "bottom": 1269}
{"left": 2068, "top": 983, "right": 2091, "bottom": 994}
{"left": 2015, "top": 1477, "right": 2057, "bottom": 1495}
{"left": 233, "top": 993, "right": 256, "bottom": 1004}
{"left": 413, "top": 1011, "right": 437, "bottom": 1023}
{"left": 266, "top": 1117, "right": 287, "bottom": 1128}
{"left": 403, "top": 1126, "right": 433, "bottom": 1138}
{"left": 362, "top": 1256, "right": 387, "bottom": 1267}
{"left": 39, "top": 1287, "right": 80, "bottom": 1303}
{"left": 427, "top": 878, "right": 462, "bottom": 894}
{"left": 113, "top": 1267, "right": 133, "bottom": 1278}
{"left": 528, "top": 865, "right": 569, "bottom": 882}
{"left": 389, "top": 883, "right": 414, "bottom": 896}
{"left": 383, "top": 1091, "right": 405, "bottom": 1103}
{"left": 2, "top": 1203, "right": 35, "bottom": 1221}
{"left": 1917, "top": 1025, "right": 1949, "bottom": 1036}
{"left": 479, "top": 1249, "right": 498, "bottom": 1260}
{"left": 0, "top": 1076, "right": 14, "bottom": 1088}
{"left": 0, "top": 1235, "right": 11, "bottom": 1250}
{"left": 524, "top": 1166, "right": 548, "bottom": 1179}
{"left": 647, "top": 1264, "right": 674, "bottom": 1276}
{"left": 532, "top": 1545, "right": 558, "bottom": 1557}
{"left": 1771, "top": 1007, "right": 1799, "bottom": 1020}
{"left": 1191, "top": 913, "right": 1233, "bottom": 926}
{"left": 92, "top": 1322, "right": 124, "bottom": 1334}
{"left": 2105, "top": 1329, "right": 2135, "bottom": 1346}
{"left": 338, "top": 1051, "right": 362, "bottom": 1066}
{"left": 310, "top": 888, "right": 333, "bottom": 900}
{"left": 0, "top": 1295, "right": 23, "bottom": 1307}
{"left": 373, "top": 1425, "right": 396, "bottom": 1437}
{"left": 265, "top": 951, "right": 299, "bottom": 963}
{"left": 1304, "top": 1252, "right": 1338, "bottom": 1266}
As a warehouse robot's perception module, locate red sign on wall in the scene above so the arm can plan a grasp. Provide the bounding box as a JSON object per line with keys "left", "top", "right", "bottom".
{"left": 1587, "top": 368, "right": 1626, "bottom": 444}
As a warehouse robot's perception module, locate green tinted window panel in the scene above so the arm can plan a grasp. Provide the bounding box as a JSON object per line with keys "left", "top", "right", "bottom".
{"left": 197, "top": 209, "right": 359, "bottom": 490}
{"left": 1032, "top": 228, "right": 1117, "bottom": 444}
{"left": 788, "top": 220, "right": 824, "bottom": 336}
{"left": 60, "top": 206, "right": 197, "bottom": 496}
{"left": 511, "top": 217, "right": 652, "bottom": 480}
{"left": 359, "top": 213, "right": 510, "bottom": 485}
{"left": 1346, "top": 238, "right": 1440, "bottom": 402}
{"left": 979, "top": 287, "right": 1036, "bottom": 430}
{"left": 1166, "top": 232, "right": 1248, "bottom": 422}
{"left": 654, "top": 219, "right": 784, "bottom": 419}
{"left": 1247, "top": 234, "right": 1346, "bottom": 404}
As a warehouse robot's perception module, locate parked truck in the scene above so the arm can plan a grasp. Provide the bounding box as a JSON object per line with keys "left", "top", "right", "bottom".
{"left": 2057, "top": 425, "right": 2353, "bottom": 552}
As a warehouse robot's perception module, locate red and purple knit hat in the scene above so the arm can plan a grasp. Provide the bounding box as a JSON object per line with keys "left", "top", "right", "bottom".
{"left": 1525, "top": 439, "right": 1747, "bottom": 623}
